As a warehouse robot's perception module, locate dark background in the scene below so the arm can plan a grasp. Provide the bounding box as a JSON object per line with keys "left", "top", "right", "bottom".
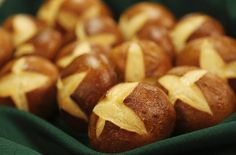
{"left": 1, "top": 0, "right": 236, "bottom": 37}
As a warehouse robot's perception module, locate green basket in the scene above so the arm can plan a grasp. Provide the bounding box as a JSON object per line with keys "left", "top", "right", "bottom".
{"left": 1, "top": 0, "right": 236, "bottom": 155}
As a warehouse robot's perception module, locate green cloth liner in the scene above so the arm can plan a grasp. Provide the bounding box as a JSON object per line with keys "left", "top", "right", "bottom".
{"left": 1, "top": 0, "right": 236, "bottom": 154}
{"left": 0, "top": 107, "right": 236, "bottom": 155}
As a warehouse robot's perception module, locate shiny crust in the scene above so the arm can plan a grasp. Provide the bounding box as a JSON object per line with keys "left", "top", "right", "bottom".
{"left": 166, "top": 66, "right": 236, "bottom": 132}
{"left": 176, "top": 36, "right": 236, "bottom": 92}
{"left": 177, "top": 35, "right": 236, "bottom": 65}
{"left": 0, "top": 28, "right": 13, "bottom": 68}
{"left": 77, "top": 16, "right": 123, "bottom": 47}
{"left": 55, "top": 41, "right": 109, "bottom": 69}
{"left": 89, "top": 83, "right": 176, "bottom": 153}
{"left": 60, "top": 0, "right": 111, "bottom": 18}
{"left": 137, "top": 26, "right": 175, "bottom": 61}
{"left": 185, "top": 13, "right": 224, "bottom": 43}
{"left": 0, "top": 56, "right": 59, "bottom": 118}
{"left": 122, "top": 2, "right": 176, "bottom": 29}
{"left": 119, "top": 2, "right": 175, "bottom": 60}
{"left": 60, "top": 52, "right": 117, "bottom": 120}
{"left": 109, "top": 40, "right": 172, "bottom": 81}
{"left": 16, "top": 28, "right": 62, "bottom": 60}
{"left": 3, "top": 15, "right": 46, "bottom": 44}
{"left": 41, "top": 0, "right": 112, "bottom": 44}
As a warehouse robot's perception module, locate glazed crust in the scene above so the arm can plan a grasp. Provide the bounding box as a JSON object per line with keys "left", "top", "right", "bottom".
{"left": 41, "top": 0, "right": 112, "bottom": 44}
{"left": 0, "top": 28, "right": 13, "bottom": 68}
{"left": 177, "top": 35, "right": 236, "bottom": 65}
{"left": 137, "top": 25, "right": 175, "bottom": 61}
{"left": 166, "top": 66, "right": 236, "bottom": 132}
{"left": 55, "top": 41, "right": 109, "bottom": 69}
{"left": 175, "top": 40, "right": 201, "bottom": 66}
{"left": 119, "top": 2, "right": 175, "bottom": 61}
{"left": 78, "top": 16, "right": 123, "bottom": 47}
{"left": 60, "top": 52, "right": 117, "bottom": 118}
{"left": 0, "top": 56, "right": 59, "bottom": 118}
{"left": 176, "top": 36, "right": 236, "bottom": 92}
{"left": 171, "top": 13, "right": 224, "bottom": 53}
{"left": 185, "top": 13, "right": 224, "bottom": 43}
{"left": 109, "top": 40, "right": 172, "bottom": 81}
{"left": 89, "top": 83, "right": 176, "bottom": 153}
{"left": 16, "top": 28, "right": 62, "bottom": 60}
{"left": 122, "top": 2, "right": 176, "bottom": 29}
{"left": 3, "top": 15, "right": 46, "bottom": 44}
{"left": 59, "top": 0, "right": 111, "bottom": 18}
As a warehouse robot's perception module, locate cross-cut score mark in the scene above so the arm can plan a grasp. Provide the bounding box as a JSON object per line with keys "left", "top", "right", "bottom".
{"left": 200, "top": 39, "right": 236, "bottom": 79}
{"left": 57, "top": 72, "right": 88, "bottom": 121}
{"left": 57, "top": 11, "right": 78, "bottom": 31}
{"left": 37, "top": 0, "right": 65, "bottom": 26}
{"left": 13, "top": 15, "right": 38, "bottom": 46}
{"left": 171, "top": 15, "right": 207, "bottom": 53}
{"left": 0, "top": 58, "right": 49, "bottom": 111}
{"left": 119, "top": 12, "right": 148, "bottom": 40}
{"left": 75, "top": 21, "right": 116, "bottom": 46}
{"left": 38, "top": 0, "right": 103, "bottom": 31}
{"left": 159, "top": 69, "right": 213, "bottom": 115}
{"left": 58, "top": 3, "right": 103, "bottom": 31}
{"left": 82, "top": 5, "right": 101, "bottom": 20}
{"left": 125, "top": 42, "right": 145, "bottom": 82}
{"left": 57, "top": 41, "right": 92, "bottom": 68}
{"left": 15, "top": 43, "right": 35, "bottom": 57}
{"left": 93, "top": 82, "right": 148, "bottom": 138}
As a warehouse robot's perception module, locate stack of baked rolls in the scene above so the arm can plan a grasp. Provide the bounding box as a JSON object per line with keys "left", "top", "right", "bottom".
{"left": 0, "top": 0, "right": 235, "bottom": 153}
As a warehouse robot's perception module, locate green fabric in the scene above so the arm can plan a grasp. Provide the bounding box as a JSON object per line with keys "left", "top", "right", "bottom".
{"left": 0, "top": 107, "right": 236, "bottom": 155}
{"left": 1, "top": 0, "right": 236, "bottom": 154}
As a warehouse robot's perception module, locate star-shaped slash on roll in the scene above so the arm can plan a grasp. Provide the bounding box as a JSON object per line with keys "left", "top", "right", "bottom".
{"left": 0, "top": 58, "right": 49, "bottom": 111}
{"left": 125, "top": 42, "right": 145, "bottom": 82}
{"left": 200, "top": 39, "right": 236, "bottom": 79}
{"left": 57, "top": 72, "right": 88, "bottom": 121}
{"left": 57, "top": 41, "right": 92, "bottom": 68}
{"left": 93, "top": 82, "right": 147, "bottom": 138}
{"left": 159, "top": 69, "right": 213, "bottom": 115}
{"left": 13, "top": 15, "right": 38, "bottom": 46}
{"left": 75, "top": 21, "right": 116, "bottom": 47}
{"left": 119, "top": 12, "right": 148, "bottom": 40}
{"left": 171, "top": 15, "right": 207, "bottom": 53}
